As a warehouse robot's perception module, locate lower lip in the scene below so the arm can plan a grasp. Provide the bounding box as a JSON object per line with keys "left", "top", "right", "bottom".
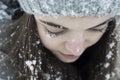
{"left": 60, "top": 52, "right": 78, "bottom": 59}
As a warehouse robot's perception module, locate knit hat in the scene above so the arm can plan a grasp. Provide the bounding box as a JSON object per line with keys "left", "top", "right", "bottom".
{"left": 18, "top": 0, "right": 120, "bottom": 17}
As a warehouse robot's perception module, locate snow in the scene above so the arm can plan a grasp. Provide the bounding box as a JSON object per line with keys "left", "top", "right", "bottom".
{"left": 0, "top": 1, "right": 120, "bottom": 80}
{"left": 25, "top": 60, "right": 37, "bottom": 74}
{"left": 0, "top": 2, "right": 7, "bottom": 9}
{"left": 10, "top": 32, "right": 16, "bottom": 37}
{"left": 0, "top": 1, "right": 11, "bottom": 22}
{"left": 115, "top": 67, "right": 120, "bottom": 79}
{"left": 104, "top": 63, "right": 110, "bottom": 68}
{"left": 109, "top": 42, "right": 115, "bottom": 48}
{"left": 55, "top": 77, "right": 61, "bottom": 80}
{"left": 106, "top": 51, "right": 113, "bottom": 60}
{"left": 43, "top": 73, "right": 51, "bottom": 80}
{"left": 111, "top": 72, "right": 115, "bottom": 77}
{"left": 105, "top": 74, "right": 110, "bottom": 80}
{"left": 18, "top": 53, "right": 22, "bottom": 59}
{"left": 7, "top": 76, "right": 10, "bottom": 80}
{"left": 0, "top": 78, "right": 4, "bottom": 80}
{"left": 36, "top": 40, "right": 40, "bottom": 44}
{"left": 46, "top": 31, "right": 57, "bottom": 38}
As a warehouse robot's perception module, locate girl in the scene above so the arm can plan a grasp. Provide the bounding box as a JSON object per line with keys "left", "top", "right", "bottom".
{"left": 0, "top": 0, "right": 120, "bottom": 80}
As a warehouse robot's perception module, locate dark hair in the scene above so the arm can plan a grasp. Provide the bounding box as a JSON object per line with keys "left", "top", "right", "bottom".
{"left": 74, "top": 17, "right": 117, "bottom": 80}
{"left": 0, "top": 13, "right": 117, "bottom": 80}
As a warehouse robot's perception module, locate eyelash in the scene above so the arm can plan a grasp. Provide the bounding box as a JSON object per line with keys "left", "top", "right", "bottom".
{"left": 47, "top": 26, "right": 107, "bottom": 36}
{"left": 46, "top": 27, "right": 106, "bottom": 38}
{"left": 45, "top": 24, "right": 107, "bottom": 38}
{"left": 42, "top": 23, "right": 64, "bottom": 36}
{"left": 89, "top": 27, "right": 107, "bottom": 32}
{"left": 46, "top": 28, "right": 65, "bottom": 36}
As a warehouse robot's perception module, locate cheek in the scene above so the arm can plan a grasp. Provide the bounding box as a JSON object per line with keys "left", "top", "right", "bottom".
{"left": 85, "top": 32, "right": 104, "bottom": 47}
{"left": 37, "top": 27, "right": 61, "bottom": 50}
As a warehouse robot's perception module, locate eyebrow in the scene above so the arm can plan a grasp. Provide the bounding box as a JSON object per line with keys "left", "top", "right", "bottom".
{"left": 39, "top": 18, "right": 113, "bottom": 29}
{"left": 39, "top": 20, "right": 67, "bottom": 29}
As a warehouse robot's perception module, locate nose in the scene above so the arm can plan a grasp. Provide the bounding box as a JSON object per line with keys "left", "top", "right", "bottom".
{"left": 65, "top": 34, "right": 85, "bottom": 56}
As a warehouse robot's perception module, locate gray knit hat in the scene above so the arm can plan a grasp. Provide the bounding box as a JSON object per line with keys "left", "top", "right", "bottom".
{"left": 18, "top": 0, "right": 120, "bottom": 17}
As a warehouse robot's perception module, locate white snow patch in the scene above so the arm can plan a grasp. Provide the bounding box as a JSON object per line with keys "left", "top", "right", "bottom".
{"left": 30, "top": 0, "right": 34, "bottom": 2}
{"left": 46, "top": 32, "right": 57, "bottom": 38}
{"left": 105, "top": 74, "right": 110, "bottom": 80}
{"left": 10, "top": 32, "right": 16, "bottom": 37}
{"left": 25, "top": 60, "right": 36, "bottom": 72}
{"left": 56, "top": 76, "right": 61, "bottom": 80}
{"left": 7, "top": 76, "right": 10, "bottom": 80}
{"left": 0, "top": 1, "right": 7, "bottom": 9}
{"left": 18, "top": 53, "right": 23, "bottom": 58}
{"left": 0, "top": 1, "right": 11, "bottom": 20}
{"left": 43, "top": 73, "right": 51, "bottom": 80}
{"left": 115, "top": 68, "right": 120, "bottom": 79}
{"left": 36, "top": 40, "right": 40, "bottom": 44}
{"left": 1, "top": 71, "right": 5, "bottom": 75}
{"left": 109, "top": 42, "right": 115, "bottom": 48}
{"left": 106, "top": 51, "right": 113, "bottom": 59}
{"left": 104, "top": 63, "right": 110, "bottom": 68}
{"left": 0, "top": 78, "right": 4, "bottom": 80}
{"left": 111, "top": 72, "right": 115, "bottom": 77}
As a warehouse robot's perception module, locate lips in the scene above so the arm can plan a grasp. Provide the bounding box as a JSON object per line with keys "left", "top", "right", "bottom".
{"left": 59, "top": 52, "right": 79, "bottom": 60}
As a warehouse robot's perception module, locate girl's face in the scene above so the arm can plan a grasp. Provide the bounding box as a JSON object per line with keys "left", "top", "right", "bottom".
{"left": 34, "top": 15, "right": 112, "bottom": 63}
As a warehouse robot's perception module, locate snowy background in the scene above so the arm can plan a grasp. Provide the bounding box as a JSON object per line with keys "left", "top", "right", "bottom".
{"left": 0, "top": 0, "right": 22, "bottom": 23}
{"left": 0, "top": 0, "right": 11, "bottom": 24}
{"left": 0, "top": 0, "right": 120, "bottom": 80}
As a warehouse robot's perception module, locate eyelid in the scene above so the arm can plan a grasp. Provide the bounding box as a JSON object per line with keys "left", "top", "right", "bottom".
{"left": 42, "top": 23, "right": 66, "bottom": 33}
{"left": 42, "top": 23, "right": 67, "bottom": 35}
{"left": 45, "top": 25, "right": 65, "bottom": 33}
{"left": 39, "top": 20, "right": 67, "bottom": 30}
{"left": 88, "top": 25, "right": 107, "bottom": 31}
{"left": 88, "top": 17, "right": 114, "bottom": 30}
{"left": 88, "top": 25, "right": 108, "bottom": 32}
{"left": 90, "top": 24, "right": 107, "bottom": 30}
{"left": 46, "top": 27, "right": 67, "bottom": 35}
{"left": 39, "top": 20, "right": 68, "bottom": 35}
{"left": 89, "top": 27, "right": 106, "bottom": 31}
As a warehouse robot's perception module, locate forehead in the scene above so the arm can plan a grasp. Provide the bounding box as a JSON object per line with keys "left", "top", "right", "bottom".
{"left": 34, "top": 15, "right": 112, "bottom": 28}
{"left": 35, "top": 15, "right": 112, "bottom": 22}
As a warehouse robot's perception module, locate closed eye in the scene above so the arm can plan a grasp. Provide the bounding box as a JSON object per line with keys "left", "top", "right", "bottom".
{"left": 39, "top": 20, "right": 68, "bottom": 35}
{"left": 39, "top": 20, "right": 67, "bottom": 29}
{"left": 88, "top": 26, "right": 107, "bottom": 32}
{"left": 87, "top": 18, "right": 113, "bottom": 32}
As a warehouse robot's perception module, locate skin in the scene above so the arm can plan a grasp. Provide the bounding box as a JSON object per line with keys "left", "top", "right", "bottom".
{"left": 34, "top": 15, "right": 112, "bottom": 63}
